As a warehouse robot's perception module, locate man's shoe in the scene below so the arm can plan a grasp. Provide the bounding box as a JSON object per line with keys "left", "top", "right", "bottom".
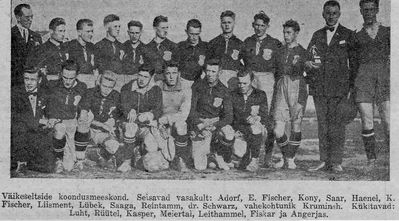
{"left": 308, "top": 161, "right": 328, "bottom": 172}
{"left": 331, "top": 164, "right": 343, "bottom": 173}
{"left": 273, "top": 158, "right": 285, "bottom": 169}
{"left": 177, "top": 157, "right": 190, "bottom": 172}
{"left": 14, "top": 161, "right": 28, "bottom": 176}
{"left": 286, "top": 158, "right": 297, "bottom": 170}
{"left": 215, "top": 154, "right": 229, "bottom": 171}
{"left": 117, "top": 159, "right": 132, "bottom": 173}
{"left": 262, "top": 152, "right": 273, "bottom": 168}
{"left": 364, "top": 159, "right": 377, "bottom": 173}
{"left": 73, "top": 160, "right": 84, "bottom": 171}
{"left": 55, "top": 159, "right": 64, "bottom": 174}
{"left": 246, "top": 158, "right": 259, "bottom": 172}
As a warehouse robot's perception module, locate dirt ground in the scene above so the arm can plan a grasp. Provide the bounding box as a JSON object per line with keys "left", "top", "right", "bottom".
{"left": 15, "top": 118, "right": 389, "bottom": 181}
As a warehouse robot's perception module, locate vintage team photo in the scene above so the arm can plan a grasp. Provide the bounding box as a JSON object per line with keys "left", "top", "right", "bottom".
{"left": 10, "top": 0, "right": 390, "bottom": 180}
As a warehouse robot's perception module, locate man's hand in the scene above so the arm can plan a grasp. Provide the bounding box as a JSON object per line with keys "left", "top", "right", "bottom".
{"left": 305, "top": 61, "right": 321, "bottom": 70}
{"left": 79, "top": 110, "right": 89, "bottom": 122}
{"left": 127, "top": 109, "right": 137, "bottom": 123}
{"left": 247, "top": 115, "right": 261, "bottom": 125}
{"left": 158, "top": 116, "right": 169, "bottom": 126}
{"left": 201, "top": 130, "right": 212, "bottom": 138}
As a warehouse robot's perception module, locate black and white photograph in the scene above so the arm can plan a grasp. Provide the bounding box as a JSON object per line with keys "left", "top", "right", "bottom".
{"left": 2, "top": 0, "right": 398, "bottom": 219}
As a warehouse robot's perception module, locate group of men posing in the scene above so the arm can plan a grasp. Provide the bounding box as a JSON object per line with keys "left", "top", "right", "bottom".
{"left": 11, "top": 0, "right": 390, "bottom": 176}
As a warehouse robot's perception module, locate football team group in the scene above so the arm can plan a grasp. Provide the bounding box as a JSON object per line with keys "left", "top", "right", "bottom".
{"left": 10, "top": 0, "right": 389, "bottom": 176}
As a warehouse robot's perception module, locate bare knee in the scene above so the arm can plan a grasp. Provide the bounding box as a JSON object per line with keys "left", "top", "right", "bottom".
{"left": 220, "top": 125, "right": 235, "bottom": 141}
{"left": 274, "top": 121, "right": 285, "bottom": 138}
{"left": 54, "top": 123, "right": 66, "bottom": 139}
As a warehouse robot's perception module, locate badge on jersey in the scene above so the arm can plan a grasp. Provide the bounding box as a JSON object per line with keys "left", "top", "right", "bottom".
{"left": 108, "top": 106, "right": 116, "bottom": 116}
{"left": 262, "top": 49, "right": 272, "bottom": 60}
{"left": 198, "top": 55, "right": 205, "bottom": 66}
{"left": 65, "top": 53, "right": 69, "bottom": 60}
{"left": 339, "top": 40, "right": 346, "bottom": 45}
{"left": 293, "top": 55, "right": 300, "bottom": 65}
{"left": 231, "top": 49, "right": 239, "bottom": 60}
{"left": 73, "top": 95, "right": 81, "bottom": 106}
{"left": 213, "top": 97, "right": 223, "bottom": 107}
{"left": 251, "top": 105, "right": 260, "bottom": 116}
{"left": 163, "top": 51, "right": 172, "bottom": 61}
{"left": 139, "top": 55, "right": 144, "bottom": 64}
{"left": 119, "top": 50, "right": 125, "bottom": 60}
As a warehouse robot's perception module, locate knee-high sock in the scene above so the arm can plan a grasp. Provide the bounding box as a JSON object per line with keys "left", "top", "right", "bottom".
{"left": 362, "top": 129, "right": 377, "bottom": 160}
{"left": 53, "top": 137, "right": 66, "bottom": 160}
{"left": 216, "top": 136, "right": 235, "bottom": 163}
{"left": 276, "top": 134, "right": 288, "bottom": 158}
{"left": 287, "top": 132, "right": 301, "bottom": 158}
{"left": 75, "top": 131, "right": 90, "bottom": 160}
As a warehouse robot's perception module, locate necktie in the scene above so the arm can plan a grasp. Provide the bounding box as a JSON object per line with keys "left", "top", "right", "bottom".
{"left": 28, "top": 93, "right": 37, "bottom": 116}
{"left": 22, "top": 29, "right": 27, "bottom": 43}
{"left": 112, "top": 42, "right": 116, "bottom": 54}
{"left": 224, "top": 38, "right": 229, "bottom": 54}
{"left": 326, "top": 26, "right": 335, "bottom": 32}
{"left": 83, "top": 46, "right": 88, "bottom": 62}
{"left": 255, "top": 40, "right": 262, "bottom": 55}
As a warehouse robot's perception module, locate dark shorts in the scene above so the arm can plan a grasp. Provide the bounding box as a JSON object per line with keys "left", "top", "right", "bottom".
{"left": 355, "top": 62, "right": 390, "bottom": 104}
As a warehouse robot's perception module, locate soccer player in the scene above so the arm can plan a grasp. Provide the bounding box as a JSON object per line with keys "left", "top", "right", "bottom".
{"left": 47, "top": 59, "right": 88, "bottom": 173}
{"left": 146, "top": 15, "right": 177, "bottom": 81}
{"left": 273, "top": 20, "right": 308, "bottom": 169}
{"left": 305, "top": 0, "right": 356, "bottom": 173}
{"left": 354, "top": 0, "right": 390, "bottom": 170}
{"left": 208, "top": 10, "right": 243, "bottom": 91}
{"left": 79, "top": 70, "right": 122, "bottom": 170}
{"left": 119, "top": 65, "right": 164, "bottom": 172}
{"left": 188, "top": 59, "right": 234, "bottom": 171}
{"left": 65, "top": 19, "right": 98, "bottom": 88}
{"left": 240, "top": 11, "right": 282, "bottom": 167}
{"left": 11, "top": 68, "right": 54, "bottom": 175}
{"left": 122, "top": 20, "right": 161, "bottom": 81}
{"left": 26, "top": 17, "right": 67, "bottom": 81}
{"left": 11, "top": 4, "right": 42, "bottom": 86}
{"left": 95, "top": 14, "right": 125, "bottom": 91}
{"left": 157, "top": 61, "right": 192, "bottom": 171}
{"left": 231, "top": 70, "right": 268, "bottom": 171}
{"left": 173, "top": 19, "right": 208, "bottom": 85}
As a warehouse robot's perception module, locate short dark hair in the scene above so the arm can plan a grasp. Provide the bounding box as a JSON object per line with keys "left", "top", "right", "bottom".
{"left": 220, "top": 10, "right": 235, "bottom": 20}
{"left": 237, "top": 70, "right": 255, "bottom": 81}
{"left": 359, "top": 0, "right": 379, "bottom": 8}
{"left": 186, "top": 19, "right": 202, "bottom": 30}
{"left": 206, "top": 59, "right": 220, "bottom": 67}
{"left": 323, "top": 0, "right": 341, "bottom": 10}
{"left": 283, "top": 19, "right": 300, "bottom": 32}
{"left": 253, "top": 11, "right": 270, "bottom": 25}
{"left": 49, "top": 17, "right": 66, "bottom": 31}
{"left": 23, "top": 66, "right": 43, "bottom": 79}
{"left": 76, "top": 19, "right": 93, "bottom": 30}
{"left": 103, "top": 14, "right": 119, "bottom": 26}
{"left": 127, "top": 20, "right": 143, "bottom": 30}
{"left": 153, "top": 15, "right": 168, "bottom": 27}
{"left": 14, "top": 4, "right": 31, "bottom": 17}
{"left": 164, "top": 61, "right": 179, "bottom": 72}
{"left": 61, "top": 59, "right": 79, "bottom": 73}
{"left": 138, "top": 64, "right": 155, "bottom": 76}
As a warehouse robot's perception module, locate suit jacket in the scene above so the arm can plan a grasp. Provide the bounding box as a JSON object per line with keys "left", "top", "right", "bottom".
{"left": 306, "top": 24, "right": 356, "bottom": 97}
{"left": 11, "top": 85, "right": 48, "bottom": 134}
{"left": 11, "top": 25, "right": 42, "bottom": 86}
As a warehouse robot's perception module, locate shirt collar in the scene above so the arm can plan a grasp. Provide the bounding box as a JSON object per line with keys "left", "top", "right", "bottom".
{"left": 326, "top": 23, "right": 339, "bottom": 32}
{"left": 131, "top": 78, "right": 156, "bottom": 94}
{"left": 161, "top": 77, "right": 182, "bottom": 92}
{"left": 17, "top": 23, "right": 27, "bottom": 32}
{"left": 105, "top": 35, "right": 116, "bottom": 42}
{"left": 49, "top": 38, "right": 61, "bottom": 47}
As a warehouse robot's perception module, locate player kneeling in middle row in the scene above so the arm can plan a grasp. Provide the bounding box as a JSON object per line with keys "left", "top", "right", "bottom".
{"left": 78, "top": 70, "right": 123, "bottom": 170}
{"left": 157, "top": 61, "right": 192, "bottom": 171}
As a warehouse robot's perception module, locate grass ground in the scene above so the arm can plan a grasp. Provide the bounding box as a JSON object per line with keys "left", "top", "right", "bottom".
{"left": 15, "top": 118, "right": 389, "bottom": 181}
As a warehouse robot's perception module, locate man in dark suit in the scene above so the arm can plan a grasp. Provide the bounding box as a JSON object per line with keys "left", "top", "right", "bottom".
{"left": 305, "top": 0, "right": 356, "bottom": 173}
{"left": 11, "top": 68, "right": 54, "bottom": 176}
{"left": 11, "top": 4, "right": 42, "bottom": 87}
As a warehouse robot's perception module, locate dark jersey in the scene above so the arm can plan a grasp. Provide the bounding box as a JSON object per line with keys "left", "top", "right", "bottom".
{"left": 94, "top": 38, "right": 124, "bottom": 75}
{"left": 64, "top": 39, "right": 97, "bottom": 75}
{"left": 207, "top": 34, "right": 243, "bottom": 71}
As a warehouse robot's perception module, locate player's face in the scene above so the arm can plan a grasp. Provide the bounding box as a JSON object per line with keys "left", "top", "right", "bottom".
{"left": 100, "top": 78, "right": 115, "bottom": 97}
{"left": 79, "top": 24, "right": 94, "bottom": 43}
{"left": 62, "top": 69, "right": 77, "bottom": 89}
{"left": 252, "top": 19, "right": 268, "bottom": 37}
{"left": 165, "top": 67, "right": 179, "bottom": 86}
{"left": 221, "top": 16, "right": 235, "bottom": 34}
{"left": 17, "top": 7, "right": 33, "bottom": 29}
{"left": 238, "top": 74, "right": 252, "bottom": 94}
{"left": 154, "top": 22, "right": 168, "bottom": 39}
{"left": 205, "top": 64, "right": 220, "bottom": 85}
{"left": 51, "top": 24, "right": 66, "bottom": 42}
{"left": 360, "top": 2, "right": 379, "bottom": 25}
{"left": 283, "top": 27, "right": 298, "bottom": 44}
{"left": 186, "top": 26, "right": 201, "bottom": 45}
{"left": 24, "top": 72, "right": 40, "bottom": 92}
{"left": 137, "top": 71, "right": 152, "bottom": 88}
{"left": 323, "top": 5, "right": 341, "bottom": 27}
{"left": 128, "top": 26, "right": 142, "bottom": 43}
{"left": 107, "top": 21, "right": 121, "bottom": 38}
